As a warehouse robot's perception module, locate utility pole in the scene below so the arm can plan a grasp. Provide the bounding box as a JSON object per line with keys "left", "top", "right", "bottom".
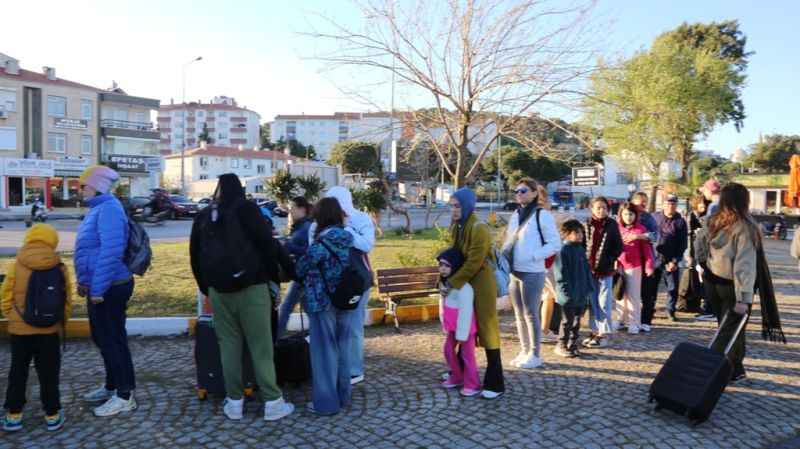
{"left": 180, "top": 56, "right": 202, "bottom": 194}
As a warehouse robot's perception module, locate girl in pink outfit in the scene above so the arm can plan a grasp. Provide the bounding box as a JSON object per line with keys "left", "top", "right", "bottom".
{"left": 616, "top": 202, "right": 655, "bottom": 334}
{"left": 437, "top": 248, "right": 480, "bottom": 397}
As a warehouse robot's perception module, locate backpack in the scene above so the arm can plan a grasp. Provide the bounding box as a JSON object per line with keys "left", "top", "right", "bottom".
{"left": 124, "top": 219, "right": 152, "bottom": 276}
{"left": 317, "top": 240, "right": 371, "bottom": 310}
{"left": 194, "top": 204, "right": 260, "bottom": 293}
{"left": 535, "top": 209, "right": 556, "bottom": 269}
{"left": 15, "top": 265, "right": 66, "bottom": 327}
{"left": 488, "top": 246, "right": 510, "bottom": 298}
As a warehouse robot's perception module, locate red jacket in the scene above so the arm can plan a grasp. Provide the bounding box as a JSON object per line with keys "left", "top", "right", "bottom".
{"left": 617, "top": 222, "right": 654, "bottom": 272}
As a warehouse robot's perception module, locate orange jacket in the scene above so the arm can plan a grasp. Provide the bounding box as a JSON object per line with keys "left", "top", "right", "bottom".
{"left": 1, "top": 224, "right": 73, "bottom": 335}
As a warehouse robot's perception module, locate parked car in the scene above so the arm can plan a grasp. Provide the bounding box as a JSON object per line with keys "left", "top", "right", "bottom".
{"left": 503, "top": 201, "right": 520, "bottom": 211}
{"left": 168, "top": 195, "right": 200, "bottom": 219}
{"left": 256, "top": 199, "right": 288, "bottom": 217}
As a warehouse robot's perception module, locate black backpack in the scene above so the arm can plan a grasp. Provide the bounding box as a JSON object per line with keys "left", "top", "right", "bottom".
{"left": 15, "top": 265, "right": 66, "bottom": 327}
{"left": 124, "top": 219, "right": 152, "bottom": 276}
{"left": 194, "top": 204, "right": 260, "bottom": 293}
{"left": 318, "top": 240, "right": 372, "bottom": 310}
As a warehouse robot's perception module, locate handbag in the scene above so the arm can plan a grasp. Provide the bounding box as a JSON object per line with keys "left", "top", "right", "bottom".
{"left": 612, "top": 271, "right": 626, "bottom": 301}
{"left": 535, "top": 208, "right": 556, "bottom": 269}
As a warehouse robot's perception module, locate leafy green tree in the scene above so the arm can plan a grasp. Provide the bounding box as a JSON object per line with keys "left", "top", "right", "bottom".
{"left": 260, "top": 123, "right": 271, "bottom": 149}
{"left": 350, "top": 180, "right": 388, "bottom": 235}
{"left": 198, "top": 123, "right": 213, "bottom": 144}
{"left": 482, "top": 145, "right": 570, "bottom": 187}
{"left": 328, "top": 141, "right": 381, "bottom": 176}
{"left": 295, "top": 174, "right": 327, "bottom": 202}
{"left": 745, "top": 134, "right": 800, "bottom": 173}
{"left": 263, "top": 170, "right": 297, "bottom": 206}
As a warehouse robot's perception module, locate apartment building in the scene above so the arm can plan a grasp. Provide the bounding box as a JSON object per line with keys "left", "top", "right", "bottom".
{"left": 270, "top": 112, "right": 394, "bottom": 162}
{"left": 157, "top": 96, "right": 260, "bottom": 154}
{"left": 0, "top": 53, "right": 161, "bottom": 209}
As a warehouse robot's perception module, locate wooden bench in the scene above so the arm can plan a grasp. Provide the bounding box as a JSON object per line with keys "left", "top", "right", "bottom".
{"left": 376, "top": 266, "right": 440, "bottom": 331}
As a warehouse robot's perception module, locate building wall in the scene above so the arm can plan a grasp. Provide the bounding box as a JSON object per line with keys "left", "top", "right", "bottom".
{"left": 157, "top": 106, "right": 260, "bottom": 153}
{"left": 163, "top": 154, "right": 285, "bottom": 186}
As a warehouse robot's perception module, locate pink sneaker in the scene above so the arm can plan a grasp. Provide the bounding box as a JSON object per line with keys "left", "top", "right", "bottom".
{"left": 459, "top": 388, "right": 481, "bottom": 397}
{"left": 440, "top": 380, "right": 462, "bottom": 389}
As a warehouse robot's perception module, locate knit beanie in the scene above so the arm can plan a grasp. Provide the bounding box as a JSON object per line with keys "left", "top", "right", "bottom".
{"left": 79, "top": 165, "right": 120, "bottom": 194}
{"left": 437, "top": 247, "right": 465, "bottom": 274}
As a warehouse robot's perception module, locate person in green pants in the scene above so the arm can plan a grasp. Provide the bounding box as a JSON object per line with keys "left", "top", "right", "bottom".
{"left": 190, "top": 173, "right": 294, "bottom": 421}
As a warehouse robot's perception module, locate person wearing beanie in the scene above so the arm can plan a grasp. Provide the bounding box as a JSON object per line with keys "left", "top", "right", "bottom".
{"left": 445, "top": 187, "right": 504, "bottom": 399}
{"left": 702, "top": 179, "right": 722, "bottom": 218}
{"left": 437, "top": 247, "right": 480, "bottom": 397}
{"left": 74, "top": 165, "right": 138, "bottom": 417}
{"left": 1, "top": 224, "right": 73, "bottom": 432}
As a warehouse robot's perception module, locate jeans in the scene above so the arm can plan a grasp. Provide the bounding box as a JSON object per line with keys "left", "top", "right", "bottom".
{"left": 209, "top": 284, "right": 282, "bottom": 402}
{"left": 4, "top": 334, "right": 61, "bottom": 415}
{"left": 655, "top": 267, "right": 681, "bottom": 314}
{"left": 509, "top": 271, "right": 546, "bottom": 357}
{"left": 277, "top": 281, "right": 303, "bottom": 339}
{"left": 443, "top": 332, "right": 479, "bottom": 391}
{"left": 308, "top": 305, "right": 355, "bottom": 415}
{"left": 558, "top": 306, "right": 585, "bottom": 351}
{"left": 589, "top": 276, "right": 614, "bottom": 336}
{"left": 616, "top": 267, "right": 643, "bottom": 329}
{"left": 343, "top": 289, "right": 370, "bottom": 378}
{"left": 88, "top": 280, "right": 136, "bottom": 396}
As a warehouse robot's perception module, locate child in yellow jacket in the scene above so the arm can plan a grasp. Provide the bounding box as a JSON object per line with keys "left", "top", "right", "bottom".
{"left": 1, "top": 224, "right": 73, "bottom": 433}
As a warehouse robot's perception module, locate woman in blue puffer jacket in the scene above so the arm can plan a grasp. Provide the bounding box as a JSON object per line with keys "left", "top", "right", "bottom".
{"left": 74, "top": 166, "right": 137, "bottom": 418}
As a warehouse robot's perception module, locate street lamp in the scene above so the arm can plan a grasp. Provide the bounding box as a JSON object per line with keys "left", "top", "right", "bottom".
{"left": 180, "top": 56, "right": 203, "bottom": 194}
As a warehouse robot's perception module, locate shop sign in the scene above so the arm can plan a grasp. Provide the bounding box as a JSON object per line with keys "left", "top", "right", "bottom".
{"left": 145, "top": 157, "right": 162, "bottom": 172}
{"left": 3, "top": 158, "right": 55, "bottom": 177}
{"left": 108, "top": 154, "right": 148, "bottom": 172}
{"left": 572, "top": 166, "right": 602, "bottom": 187}
{"left": 54, "top": 156, "right": 90, "bottom": 172}
{"left": 53, "top": 118, "right": 89, "bottom": 130}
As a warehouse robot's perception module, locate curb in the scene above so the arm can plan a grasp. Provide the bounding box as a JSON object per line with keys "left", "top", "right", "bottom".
{"left": 0, "top": 305, "right": 443, "bottom": 339}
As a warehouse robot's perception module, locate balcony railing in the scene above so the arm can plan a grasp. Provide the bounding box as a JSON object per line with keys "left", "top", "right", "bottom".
{"left": 101, "top": 119, "right": 155, "bottom": 131}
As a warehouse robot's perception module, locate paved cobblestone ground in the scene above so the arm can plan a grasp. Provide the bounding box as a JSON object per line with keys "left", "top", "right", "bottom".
{"left": 1, "top": 239, "right": 798, "bottom": 449}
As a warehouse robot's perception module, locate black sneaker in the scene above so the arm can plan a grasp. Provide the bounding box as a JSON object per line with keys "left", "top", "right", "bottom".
{"left": 730, "top": 373, "right": 747, "bottom": 383}
{"left": 668, "top": 311, "right": 677, "bottom": 322}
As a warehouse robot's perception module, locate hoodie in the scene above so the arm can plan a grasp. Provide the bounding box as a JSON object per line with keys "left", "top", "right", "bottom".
{"left": 452, "top": 188, "right": 476, "bottom": 224}
{"left": 1, "top": 224, "right": 73, "bottom": 335}
{"left": 308, "top": 186, "right": 375, "bottom": 254}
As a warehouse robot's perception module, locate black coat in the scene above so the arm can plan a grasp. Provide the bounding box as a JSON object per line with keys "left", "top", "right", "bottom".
{"left": 584, "top": 217, "right": 623, "bottom": 277}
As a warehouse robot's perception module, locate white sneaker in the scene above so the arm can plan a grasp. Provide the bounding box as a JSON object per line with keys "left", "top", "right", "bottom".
{"left": 640, "top": 324, "right": 652, "bottom": 333}
{"left": 541, "top": 331, "right": 558, "bottom": 343}
{"left": 83, "top": 386, "right": 114, "bottom": 403}
{"left": 350, "top": 374, "right": 364, "bottom": 385}
{"left": 222, "top": 397, "right": 244, "bottom": 420}
{"left": 627, "top": 326, "right": 640, "bottom": 335}
{"left": 263, "top": 397, "right": 294, "bottom": 421}
{"left": 481, "top": 390, "right": 504, "bottom": 400}
{"left": 510, "top": 351, "right": 529, "bottom": 367}
{"left": 93, "top": 395, "right": 137, "bottom": 417}
{"left": 519, "top": 354, "right": 544, "bottom": 369}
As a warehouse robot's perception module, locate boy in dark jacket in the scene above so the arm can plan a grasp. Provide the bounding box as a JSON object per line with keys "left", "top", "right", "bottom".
{"left": 552, "top": 220, "right": 595, "bottom": 357}
{"left": 583, "top": 197, "right": 623, "bottom": 348}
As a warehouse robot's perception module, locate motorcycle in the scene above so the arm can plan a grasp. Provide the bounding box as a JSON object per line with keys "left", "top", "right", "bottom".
{"left": 129, "top": 202, "right": 170, "bottom": 225}
{"left": 25, "top": 200, "right": 48, "bottom": 227}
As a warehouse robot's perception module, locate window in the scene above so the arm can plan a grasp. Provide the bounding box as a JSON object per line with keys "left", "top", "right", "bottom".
{"left": 200, "top": 157, "right": 209, "bottom": 168}
{"left": 0, "top": 89, "right": 16, "bottom": 112}
{"left": 257, "top": 164, "right": 265, "bottom": 174}
{"left": 114, "top": 109, "right": 128, "bottom": 121}
{"left": 199, "top": 174, "right": 209, "bottom": 180}
{"left": 197, "top": 111, "right": 205, "bottom": 118}
{"left": 0, "top": 127, "right": 16, "bottom": 150}
{"left": 135, "top": 112, "right": 146, "bottom": 123}
{"left": 81, "top": 99, "right": 92, "bottom": 120}
{"left": 218, "top": 132, "right": 228, "bottom": 140}
{"left": 81, "top": 135, "right": 93, "bottom": 155}
{"left": 218, "top": 111, "right": 228, "bottom": 118}
{"left": 48, "top": 132, "right": 67, "bottom": 153}
{"left": 243, "top": 159, "right": 252, "bottom": 169}
{"left": 47, "top": 96, "right": 67, "bottom": 117}
{"left": 231, "top": 158, "right": 239, "bottom": 168}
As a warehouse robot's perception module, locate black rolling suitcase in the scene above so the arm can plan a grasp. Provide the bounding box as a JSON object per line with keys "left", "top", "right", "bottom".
{"left": 273, "top": 303, "right": 311, "bottom": 386}
{"left": 194, "top": 316, "right": 257, "bottom": 400}
{"left": 649, "top": 312, "right": 748, "bottom": 425}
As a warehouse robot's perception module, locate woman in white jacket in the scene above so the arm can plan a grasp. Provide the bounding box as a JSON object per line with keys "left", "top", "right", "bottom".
{"left": 501, "top": 178, "right": 561, "bottom": 369}
{"left": 309, "top": 187, "right": 376, "bottom": 385}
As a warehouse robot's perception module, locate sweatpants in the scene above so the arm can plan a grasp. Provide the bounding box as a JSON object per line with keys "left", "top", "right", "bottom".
{"left": 509, "top": 271, "right": 546, "bottom": 357}
{"left": 209, "top": 284, "right": 282, "bottom": 402}
{"left": 3, "top": 334, "right": 61, "bottom": 415}
{"left": 443, "top": 332, "right": 479, "bottom": 391}
{"left": 88, "top": 280, "right": 136, "bottom": 397}
{"left": 616, "top": 267, "right": 643, "bottom": 330}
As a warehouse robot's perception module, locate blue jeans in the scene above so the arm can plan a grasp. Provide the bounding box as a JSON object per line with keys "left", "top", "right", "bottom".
{"left": 277, "top": 281, "right": 303, "bottom": 339}
{"left": 343, "top": 289, "right": 370, "bottom": 378}
{"left": 657, "top": 268, "right": 681, "bottom": 314}
{"left": 308, "top": 305, "right": 355, "bottom": 415}
{"left": 589, "top": 276, "right": 614, "bottom": 336}
{"left": 509, "top": 272, "right": 546, "bottom": 357}
{"left": 87, "top": 280, "right": 136, "bottom": 395}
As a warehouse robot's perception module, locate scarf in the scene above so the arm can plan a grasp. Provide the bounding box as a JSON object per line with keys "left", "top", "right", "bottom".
{"left": 755, "top": 246, "right": 786, "bottom": 343}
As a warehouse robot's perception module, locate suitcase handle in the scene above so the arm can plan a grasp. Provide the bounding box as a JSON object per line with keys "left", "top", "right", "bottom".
{"left": 708, "top": 311, "right": 749, "bottom": 355}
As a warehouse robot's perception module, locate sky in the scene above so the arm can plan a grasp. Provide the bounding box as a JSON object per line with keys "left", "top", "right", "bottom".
{"left": 4, "top": 0, "right": 798, "bottom": 157}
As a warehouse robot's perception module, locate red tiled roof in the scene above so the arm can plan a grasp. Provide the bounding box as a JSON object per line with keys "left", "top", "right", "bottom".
{"left": 0, "top": 67, "right": 102, "bottom": 92}
{"left": 163, "top": 145, "right": 296, "bottom": 161}
{"left": 159, "top": 102, "right": 260, "bottom": 116}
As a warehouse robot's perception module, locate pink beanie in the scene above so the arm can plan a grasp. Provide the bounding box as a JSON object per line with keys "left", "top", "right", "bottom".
{"left": 79, "top": 165, "right": 120, "bottom": 194}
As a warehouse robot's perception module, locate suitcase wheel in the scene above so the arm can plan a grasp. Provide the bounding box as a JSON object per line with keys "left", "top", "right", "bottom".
{"left": 197, "top": 388, "right": 208, "bottom": 401}
{"left": 653, "top": 404, "right": 662, "bottom": 412}
{"left": 244, "top": 387, "right": 254, "bottom": 398}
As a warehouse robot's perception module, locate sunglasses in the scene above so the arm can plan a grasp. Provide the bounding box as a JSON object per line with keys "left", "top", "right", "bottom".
{"left": 514, "top": 188, "right": 529, "bottom": 195}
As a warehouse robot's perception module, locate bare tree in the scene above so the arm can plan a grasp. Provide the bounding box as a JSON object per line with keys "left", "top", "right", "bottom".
{"left": 400, "top": 136, "right": 440, "bottom": 228}
{"left": 307, "top": 0, "right": 599, "bottom": 187}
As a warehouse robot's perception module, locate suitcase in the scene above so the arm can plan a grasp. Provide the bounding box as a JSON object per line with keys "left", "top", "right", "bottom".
{"left": 649, "top": 312, "right": 748, "bottom": 425}
{"left": 194, "top": 317, "right": 257, "bottom": 400}
{"left": 273, "top": 304, "right": 311, "bottom": 386}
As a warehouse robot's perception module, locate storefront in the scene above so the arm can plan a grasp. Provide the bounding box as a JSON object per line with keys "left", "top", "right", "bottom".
{"left": 107, "top": 154, "right": 160, "bottom": 198}
{"left": 1, "top": 158, "right": 55, "bottom": 210}
{"left": 51, "top": 156, "right": 91, "bottom": 208}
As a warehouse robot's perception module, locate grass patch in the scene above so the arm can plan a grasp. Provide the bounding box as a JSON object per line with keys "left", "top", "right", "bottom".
{"left": 1, "top": 231, "right": 442, "bottom": 317}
